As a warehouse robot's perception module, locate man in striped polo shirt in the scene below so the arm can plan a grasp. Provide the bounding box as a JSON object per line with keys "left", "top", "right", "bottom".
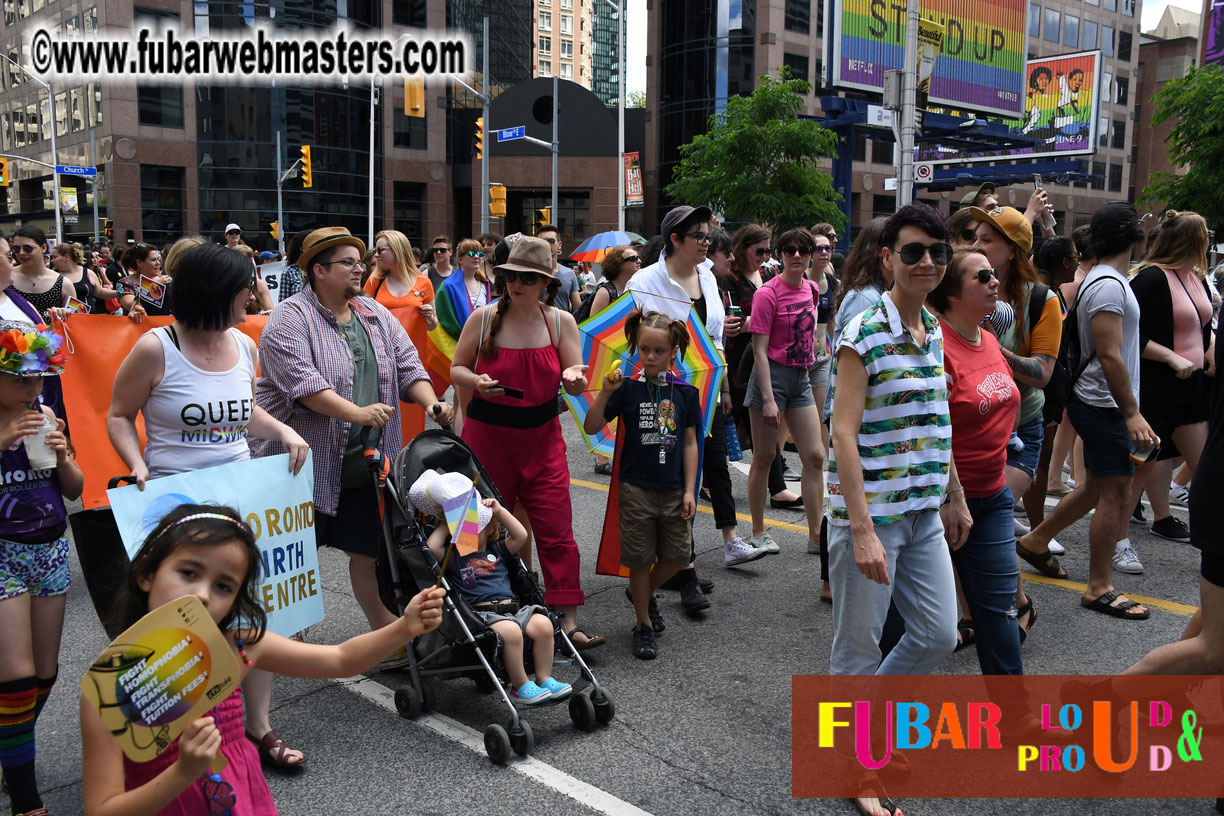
{"left": 826, "top": 203, "right": 970, "bottom": 681}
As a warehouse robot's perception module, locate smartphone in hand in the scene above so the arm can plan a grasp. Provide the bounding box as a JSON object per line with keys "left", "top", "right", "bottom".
{"left": 499, "top": 385, "right": 525, "bottom": 399}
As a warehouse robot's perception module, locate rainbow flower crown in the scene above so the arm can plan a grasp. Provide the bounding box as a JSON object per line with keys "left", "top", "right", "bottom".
{"left": 0, "top": 320, "right": 66, "bottom": 377}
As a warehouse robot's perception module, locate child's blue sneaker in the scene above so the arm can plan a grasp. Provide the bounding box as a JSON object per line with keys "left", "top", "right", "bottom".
{"left": 512, "top": 681, "right": 552, "bottom": 705}
{"left": 539, "top": 676, "right": 573, "bottom": 700}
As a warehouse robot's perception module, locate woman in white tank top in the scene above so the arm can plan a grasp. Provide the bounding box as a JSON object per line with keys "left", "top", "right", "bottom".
{"left": 109, "top": 242, "right": 312, "bottom": 769}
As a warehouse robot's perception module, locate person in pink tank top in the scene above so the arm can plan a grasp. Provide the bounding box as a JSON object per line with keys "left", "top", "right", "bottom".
{"left": 1126, "top": 211, "right": 1216, "bottom": 548}
{"left": 450, "top": 237, "right": 604, "bottom": 650}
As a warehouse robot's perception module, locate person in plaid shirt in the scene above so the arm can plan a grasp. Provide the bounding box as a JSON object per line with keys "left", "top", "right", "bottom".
{"left": 254, "top": 227, "right": 453, "bottom": 646}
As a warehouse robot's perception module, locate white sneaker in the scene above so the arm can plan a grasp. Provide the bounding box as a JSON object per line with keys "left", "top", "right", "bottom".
{"left": 1112, "top": 542, "right": 1145, "bottom": 575}
{"left": 1048, "top": 538, "right": 1065, "bottom": 555}
{"left": 725, "top": 536, "right": 769, "bottom": 566}
{"left": 1014, "top": 519, "right": 1031, "bottom": 537}
{"left": 749, "top": 531, "right": 780, "bottom": 554}
{"left": 1169, "top": 484, "right": 1191, "bottom": 506}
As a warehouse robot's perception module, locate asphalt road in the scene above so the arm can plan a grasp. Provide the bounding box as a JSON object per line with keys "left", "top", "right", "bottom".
{"left": 21, "top": 416, "right": 1215, "bottom": 816}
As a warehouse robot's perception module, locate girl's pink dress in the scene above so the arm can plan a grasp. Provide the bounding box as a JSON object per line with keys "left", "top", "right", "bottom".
{"left": 123, "top": 688, "right": 277, "bottom": 815}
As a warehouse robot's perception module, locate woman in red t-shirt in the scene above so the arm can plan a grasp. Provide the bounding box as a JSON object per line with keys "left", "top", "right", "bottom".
{"left": 928, "top": 250, "right": 1024, "bottom": 675}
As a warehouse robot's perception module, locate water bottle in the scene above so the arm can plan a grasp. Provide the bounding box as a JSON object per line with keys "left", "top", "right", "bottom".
{"left": 724, "top": 419, "right": 743, "bottom": 461}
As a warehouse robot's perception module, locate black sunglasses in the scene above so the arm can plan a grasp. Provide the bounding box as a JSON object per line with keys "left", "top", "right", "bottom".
{"left": 502, "top": 268, "right": 543, "bottom": 285}
{"left": 893, "top": 241, "right": 954, "bottom": 266}
{"left": 780, "top": 245, "right": 814, "bottom": 257}
{"left": 970, "top": 267, "right": 996, "bottom": 284}
{"left": 751, "top": 247, "right": 770, "bottom": 257}
{"left": 623, "top": 255, "right": 641, "bottom": 264}
{"left": 960, "top": 228, "right": 977, "bottom": 243}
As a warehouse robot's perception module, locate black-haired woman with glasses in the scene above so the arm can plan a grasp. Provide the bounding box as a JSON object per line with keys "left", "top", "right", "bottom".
{"left": 744, "top": 227, "right": 826, "bottom": 558}
{"left": 10, "top": 226, "right": 72, "bottom": 323}
{"left": 722, "top": 224, "right": 803, "bottom": 511}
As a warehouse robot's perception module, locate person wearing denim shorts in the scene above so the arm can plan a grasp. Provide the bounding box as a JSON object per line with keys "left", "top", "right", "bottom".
{"left": 744, "top": 227, "right": 826, "bottom": 556}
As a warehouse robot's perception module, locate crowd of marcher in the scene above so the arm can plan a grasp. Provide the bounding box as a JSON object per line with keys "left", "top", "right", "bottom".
{"left": 0, "top": 192, "right": 1220, "bottom": 816}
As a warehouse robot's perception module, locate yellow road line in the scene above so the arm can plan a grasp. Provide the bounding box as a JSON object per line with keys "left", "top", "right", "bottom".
{"left": 1021, "top": 573, "right": 1197, "bottom": 617}
{"left": 569, "top": 477, "right": 1198, "bottom": 617}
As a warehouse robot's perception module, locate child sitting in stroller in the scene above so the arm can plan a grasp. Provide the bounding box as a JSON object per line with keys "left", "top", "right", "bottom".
{"left": 411, "top": 469, "right": 574, "bottom": 706}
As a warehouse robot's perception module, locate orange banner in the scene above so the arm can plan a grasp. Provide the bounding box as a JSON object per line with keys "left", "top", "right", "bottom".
{"left": 60, "top": 314, "right": 267, "bottom": 509}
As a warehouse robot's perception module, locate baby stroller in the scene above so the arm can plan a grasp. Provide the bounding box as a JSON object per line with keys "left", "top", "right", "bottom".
{"left": 363, "top": 427, "right": 615, "bottom": 764}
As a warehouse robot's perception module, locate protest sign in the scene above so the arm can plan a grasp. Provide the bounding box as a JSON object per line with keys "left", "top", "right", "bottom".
{"left": 81, "top": 595, "right": 241, "bottom": 764}
{"left": 108, "top": 454, "right": 322, "bottom": 637}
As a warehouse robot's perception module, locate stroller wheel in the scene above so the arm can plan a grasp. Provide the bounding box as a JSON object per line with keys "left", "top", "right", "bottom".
{"left": 484, "top": 723, "right": 512, "bottom": 765}
{"left": 394, "top": 686, "right": 423, "bottom": 720}
{"left": 508, "top": 719, "right": 534, "bottom": 757}
{"left": 568, "top": 693, "right": 597, "bottom": 732}
{"left": 592, "top": 691, "right": 615, "bottom": 725}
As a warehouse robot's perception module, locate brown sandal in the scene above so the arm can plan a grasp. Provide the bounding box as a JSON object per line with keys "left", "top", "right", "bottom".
{"left": 247, "top": 729, "right": 307, "bottom": 769}
{"left": 1016, "top": 542, "right": 1068, "bottom": 579}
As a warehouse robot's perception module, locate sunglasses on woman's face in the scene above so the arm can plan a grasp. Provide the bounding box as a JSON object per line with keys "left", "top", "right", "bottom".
{"left": 502, "top": 269, "right": 542, "bottom": 285}
{"left": 623, "top": 255, "right": 641, "bottom": 265}
{"left": 751, "top": 247, "right": 770, "bottom": 257}
{"left": 13, "top": 244, "right": 39, "bottom": 254}
{"left": 970, "top": 267, "right": 997, "bottom": 284}
{"left": 464, "top": 250, "right": 485, "bottom": 259}
{"left": 780, "top": 245, "right": 813, "bottom": 258}
{"left": 893, "top": 241, "right": 954, "bottom": 266}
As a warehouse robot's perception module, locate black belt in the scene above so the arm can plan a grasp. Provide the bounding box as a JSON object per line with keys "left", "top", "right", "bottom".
{"left": 466, "top": 395, "right": 560, "bottom": 430}
{"left": 473, "top": 599, "right": 520, "bottom": 614}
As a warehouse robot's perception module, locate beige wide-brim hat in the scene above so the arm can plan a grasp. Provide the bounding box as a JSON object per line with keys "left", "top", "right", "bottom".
{"left": 494, "top": 236, "right": 558, "bottom": 280}
{"left": 298, "top": 227, "right": 367, "bottom": 274}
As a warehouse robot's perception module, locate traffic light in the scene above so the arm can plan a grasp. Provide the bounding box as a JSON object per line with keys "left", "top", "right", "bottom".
{"left": 534, "top": 207, "right": 551, "bottom": 229}
{"left": 0, "top": 157, "right": 9, "bottom": 187}
{"left": 103, "top": 218, "right": 112, "bottom": 239}
{"left": 489, "top": 185, "right": 507, "bottom": 218}
{"left": 405, "top": 76, "right": 425, "bottom": 118}
{"left": 299, "top": 145, "right": 312, "bottom": 188}
{"left": 474, "top": 117, "right": 483, "bottom": 160}
{"left": 270, "top": 221, "right": 280, "bottom": 241}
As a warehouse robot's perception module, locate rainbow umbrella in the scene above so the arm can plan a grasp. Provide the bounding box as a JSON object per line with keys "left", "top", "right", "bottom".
{"left": 563, "top": 291, "right": 725, "bottom": 456}
{"left": 567, "top": 230, "right": 646, "bottom": 264}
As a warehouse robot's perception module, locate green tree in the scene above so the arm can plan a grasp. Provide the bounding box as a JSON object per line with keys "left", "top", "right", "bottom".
{"left": 1141, "top": 64, "right": 1224, "bottom": 232}
{"left": 626, "top": 90, "right": 646, "bottom": 108}
{"left": 665, "top": 70, "right": 844, "bottom": 231}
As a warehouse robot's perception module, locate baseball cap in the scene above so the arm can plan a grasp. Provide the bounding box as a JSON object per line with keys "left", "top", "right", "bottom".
{"left": 959, "top": 182, "right": 996, "bottom": 208}
{"left": 969, "top": 206, "right": 1033, "bottom": 255}
{"left": 1090, "top": 201, "right": 1141, "bottom": 241}
{"left": 660, "top": 205, "right": 713, "bottom": 242}
{"left": 224, "top": 223, "right": 242, "bottom": 234}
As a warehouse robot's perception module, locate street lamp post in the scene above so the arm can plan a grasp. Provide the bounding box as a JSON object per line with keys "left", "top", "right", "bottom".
{"left": 606, "top": 0, "right": 625, "bottom": 231}
{"left": 0, "top": 54, "right": 61, "bottom": 244}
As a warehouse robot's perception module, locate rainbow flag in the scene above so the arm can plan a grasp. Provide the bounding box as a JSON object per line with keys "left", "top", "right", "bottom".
{"left": 422, "top": 272, "right": 488, "bottom": 392}
{"left": 563, "top": 291, "right": 725, "bottom": 457}
{"left": 439, "top": 479, "right": 482, "bottom": 556}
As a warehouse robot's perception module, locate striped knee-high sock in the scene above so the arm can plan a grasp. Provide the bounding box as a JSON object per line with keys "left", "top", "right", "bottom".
{"left": 0, "top": 676, "right": 42, "bottom": 813}
{"left": 33, "top": 671, "right": 57, "bottom": 721}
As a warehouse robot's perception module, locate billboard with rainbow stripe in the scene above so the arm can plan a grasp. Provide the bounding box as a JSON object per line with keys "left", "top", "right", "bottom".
{"left": 827, "top": 0, "right": 1028, "bottom": 118}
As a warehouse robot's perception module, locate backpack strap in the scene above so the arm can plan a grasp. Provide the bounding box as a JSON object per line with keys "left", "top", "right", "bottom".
{"left": 1067, "top": 275, "right": 1126, "bottom": 379}
{"left": 1026, "top": 282, "right": 1049, "bottom": 342}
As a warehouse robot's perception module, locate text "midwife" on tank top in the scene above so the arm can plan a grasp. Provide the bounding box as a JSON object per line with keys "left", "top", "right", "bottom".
{"left": 179, "top": 398, "right": 253, "bottom": 444}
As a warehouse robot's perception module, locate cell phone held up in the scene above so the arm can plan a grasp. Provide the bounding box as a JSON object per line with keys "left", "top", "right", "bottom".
{"left": 498, "top": 385, "right": 525, "bottom": 399}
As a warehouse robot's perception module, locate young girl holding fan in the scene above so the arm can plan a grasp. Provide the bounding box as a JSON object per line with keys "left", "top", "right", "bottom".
{"left": 81, "top": 505, "right": 445, "bottom": 816}
{"left": 584, "top": 311, "right": 704, "bottom": 660}
{"left": 0, "top": 321, "right": 81, "bottom": 816}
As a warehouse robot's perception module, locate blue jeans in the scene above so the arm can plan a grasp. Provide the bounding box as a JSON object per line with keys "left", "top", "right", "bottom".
{"left": 829, "top": 510, "right": 958, "bottom": 675}
{"left": 952, "top": 485, "right": 1023, "bottom": 675}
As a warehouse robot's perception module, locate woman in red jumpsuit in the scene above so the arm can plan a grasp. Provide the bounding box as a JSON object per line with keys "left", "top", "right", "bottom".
{"left": 450, "top": 237, "right": 604, "bottom": 649}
